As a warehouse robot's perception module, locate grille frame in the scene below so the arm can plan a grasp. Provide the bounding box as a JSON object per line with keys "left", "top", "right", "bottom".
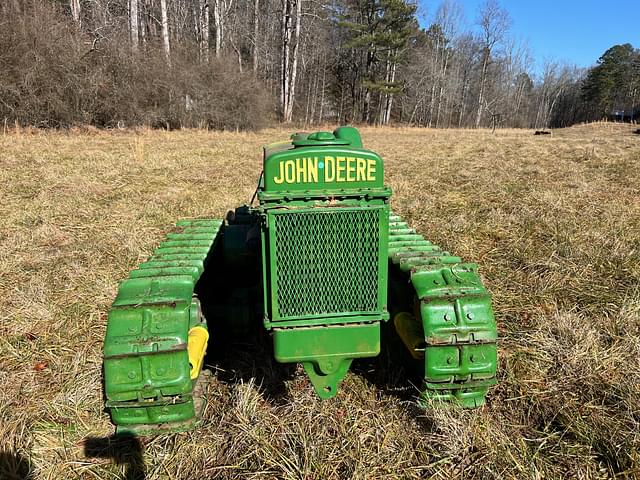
{"left": 265, "top": 205, "right": 389, "bottom": 323}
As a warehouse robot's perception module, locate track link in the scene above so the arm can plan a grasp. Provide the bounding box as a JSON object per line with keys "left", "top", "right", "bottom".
{"left": 388, "top": 213, "right": 497, "bottom": 407}
{"left": 103, "top": 219, "right": 223, "bottom": 434}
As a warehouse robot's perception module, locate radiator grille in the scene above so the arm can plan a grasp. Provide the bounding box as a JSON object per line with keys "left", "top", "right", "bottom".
{"left": 272, "top": 208, "right": 381, "bottom": 319}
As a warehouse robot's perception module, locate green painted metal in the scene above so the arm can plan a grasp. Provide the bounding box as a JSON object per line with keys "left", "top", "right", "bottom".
{"left": 333, "top": 126, "right": 363, "bottom": 148}
{"left": 257, "top": 127, "right": 392, "bottom": 398}
{"left": 102, "top": 126, "right": 498, "bottom": 436}
{"left": 103, "top": 219, "right": 223, "bottom": 434}
{"left": 386, "top": 211, "right": 498, "bottom": 408}
{"left": 261, "top": 128, "right": 386, "bottom": 195}
{"left": 264, "top": 206, "right": 388, "bottom": 322}
{"left": 291, "top": 130, "right": 351, "bottom": 147}
{"left": 273, "top": 323, "right": 380, "bottom": 398}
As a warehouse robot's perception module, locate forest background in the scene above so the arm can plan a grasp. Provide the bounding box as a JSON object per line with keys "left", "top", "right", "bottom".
{"left": 1, "top": 0, "right": 639, "bottom": 130}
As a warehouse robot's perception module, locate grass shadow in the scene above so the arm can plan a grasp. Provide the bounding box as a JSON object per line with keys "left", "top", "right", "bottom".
{"left": 352, "top": 316, "right": 423, "bottom": 396}
{"left": 196, "top": 223, "right": 296, "bottom": 405}
{"left": 84, "top": 434, "right": 146, "bottom": 480}
{"left": 0, "top": 451, "right": 33, "bottom": 480}
{"left": 351, "top": 321, "right": 439, "bottom": 433}
{"left": 204, "top": 330, "right": 297, "bottom": 405}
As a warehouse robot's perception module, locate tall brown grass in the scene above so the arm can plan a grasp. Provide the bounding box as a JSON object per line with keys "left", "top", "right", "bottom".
{"left": 0, "top": 123, "right": 638, "bottom": 479}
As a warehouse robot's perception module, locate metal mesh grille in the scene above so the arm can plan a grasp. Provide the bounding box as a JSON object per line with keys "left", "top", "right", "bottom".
{"left": 272, "top": 208, "right": 380, "bottom": 318}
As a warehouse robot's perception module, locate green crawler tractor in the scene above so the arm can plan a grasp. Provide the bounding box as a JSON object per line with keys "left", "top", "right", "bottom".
{"left": 103, "top": 127, "right": 498, "bottom": 435}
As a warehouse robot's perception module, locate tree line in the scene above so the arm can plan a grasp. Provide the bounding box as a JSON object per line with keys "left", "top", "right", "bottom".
{"left": 1, "top": 0, "right": 638, "bottom": 130}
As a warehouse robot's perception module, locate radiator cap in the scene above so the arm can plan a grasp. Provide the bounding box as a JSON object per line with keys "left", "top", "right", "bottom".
{"left": 292, "top": 131, "right": 350, "bottom": 147}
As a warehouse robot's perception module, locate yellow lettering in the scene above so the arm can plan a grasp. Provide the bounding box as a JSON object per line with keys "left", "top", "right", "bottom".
{"left": 308, "top": 157, "right": 318, "bottom": 183}
{"left": 295, "top": 158, "right": 307, "bottom": 183}
{"left": 367, "top": 159, "right": 376, "bottom": 181}
{"left": 336, "top": 156, "right": 346, "bottom": 182}
{"left": 346, "top": 157, "right": 356, "bottom": 181}
{"left": 274, "top": 161, "right": 285, "bottom": 184}
{"left": 324, "top": 156, "right": 335, "bottom": 182}
{"left": 284, "top": 160, "right": 295, "bottom": 183}
{"left": 356, "top": 158, "right": 366, "bottom": 181}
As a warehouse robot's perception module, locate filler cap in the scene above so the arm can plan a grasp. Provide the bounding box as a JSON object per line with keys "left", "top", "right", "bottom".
{"left": 292, "top": 131, "right": 350, "bottom": 147}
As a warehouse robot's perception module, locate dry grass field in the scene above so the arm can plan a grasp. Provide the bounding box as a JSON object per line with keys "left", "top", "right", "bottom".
{"left": 1, "top": 123, "right": 639, "bottom": 479}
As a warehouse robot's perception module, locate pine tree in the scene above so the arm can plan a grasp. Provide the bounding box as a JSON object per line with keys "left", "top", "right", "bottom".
{"left": 336, "top": 0, "right": 417, "bottom": 123}
{"left": 581, "top": 44, "right": 640, "bottom": 119}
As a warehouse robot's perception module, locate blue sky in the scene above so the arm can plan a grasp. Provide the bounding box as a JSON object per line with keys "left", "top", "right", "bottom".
{"left": 418, "top": 0, "right": 639, "bottom": 74}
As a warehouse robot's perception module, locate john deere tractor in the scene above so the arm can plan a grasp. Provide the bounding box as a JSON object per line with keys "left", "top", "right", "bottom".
{"left": 103, "top": 127, "right": 497, "bottom": 435}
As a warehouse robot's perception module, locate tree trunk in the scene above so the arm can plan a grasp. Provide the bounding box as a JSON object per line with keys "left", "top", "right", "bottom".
{"left": 304, "top": 75, "right": 312, "bottom": 126}
{"left": 160, "top": 0, "right": 170, "bottom": 60}
{"left": 130, "top": 0, "right": 139, "bottom": 50}
{"left": 213, "top": 0, "right": 223, "bottom": 58}
{"left": 283, "top": 0, "right": 301, "bottom": 122}
{"left": 309, "top": 62, "right": 319, "bottom": 123}
{"left": 201, "top": 0, "right": 210, "bottom": 62}
{"left": 475, "top": 49, "right": 489, "bottom": 128}
{"left": 280, "top": 0, "right": 292, "bottom": 121}
{"left": 545, "top": 87, "right": 564, "bottom": 128}
{"left": 514, "top": 79, "right": 525, "bottom": 118}
{"left": 338, "top": 84, "right": 344, "bottom": 123}
{"left": 140, "top": 0, "right": 147, "bottom": 47}
{"left": 231, "top": 40, "right": 243, "bottom": 72}
{"left": 384, "top": 54, "right": 397, "bottom": 125}
{"left": 363, "top": 48, "right": 375, "bottom": 123}
{"left": 252, "top": 0, "right": 259, "bottom": 74}
{"left": 70, "top": 0, "right": 81, "bottom": 24}
{"left": 193, "top": 4, "right": 200, "bottom": 54}
{"left": 350, "top": 77, "right": 357, "bottom": 123}
{"left": 364, "top": 89, "right": 371, "bottom": 123}
{"left": 379, "top": 52, "right": 390, "bottom": 125}
{"left": 408, "top": 98, "right": 422, "bottom": 126}
{"left": 459, "top": 67, "right": 468, "bottom": 128}
{"left": 435, "top": 84, "right": 445, "bottom": 127}
{"left": 318, "top": 57, "right": 326, "bottom": 124}
{"left": 435, "top": 51, "right": 449, "bottom": 128}
{"left": 427, "top": 34, "right": 441, "bottom": 128}
{"left": 534, "top": 87, "right": 545, "bottom": 129}
{"left": 149, "top": 0, "right": 157, "bottom": 37}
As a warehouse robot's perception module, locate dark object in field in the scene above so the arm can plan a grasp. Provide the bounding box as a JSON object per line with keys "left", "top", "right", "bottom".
{"left": 633, "top": 128, "right": 640, "bottom": 135}
{"left": 534, "top": 130, "right": 551, "bottom": 135}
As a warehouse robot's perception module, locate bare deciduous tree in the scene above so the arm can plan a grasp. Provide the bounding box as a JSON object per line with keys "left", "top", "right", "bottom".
{"left": 200, "top": 0, "right": 210, "bottom": 61}
{"left": 160, "top": 0, "right": 171, "bottom": 60}
{"left": 253, "top": 0, "right": 259, "bottom": 73}
{"left": 1, "top": 0, "right": 620, "bottom": 129}
{"left": 475, "top": 0, "right": 510, "bottom": 128}
{"left": 280, "top": 0, "right": 302, "bottom": 122}
{"left": 130, "top": 0, "right": 139, "bottom": 49}
{"left": 70, "top": 0, "right": 81, "bottom": 24}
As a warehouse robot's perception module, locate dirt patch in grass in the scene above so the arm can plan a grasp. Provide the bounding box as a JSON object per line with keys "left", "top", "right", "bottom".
{"left": 0, "top": 123, "right": 639, "bottom": 479}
